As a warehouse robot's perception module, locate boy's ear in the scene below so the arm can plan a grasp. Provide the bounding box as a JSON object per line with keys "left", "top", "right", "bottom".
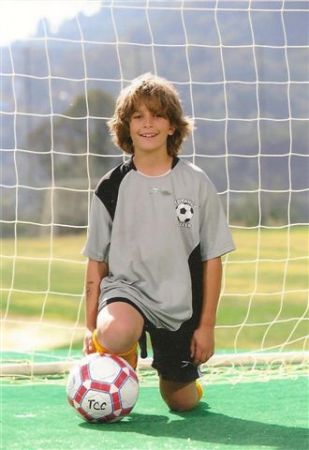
{"left": 168, "top": 127, "right": 175, "bottom": 135}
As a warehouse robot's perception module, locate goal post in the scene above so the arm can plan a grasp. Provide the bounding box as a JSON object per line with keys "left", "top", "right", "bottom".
{"left": 1, "top": 0, "right": 308, "bottom": 382}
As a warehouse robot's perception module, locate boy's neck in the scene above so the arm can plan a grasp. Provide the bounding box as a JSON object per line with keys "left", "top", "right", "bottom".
{"left": 133, "top": 151, "right": 173, "bottom": 176}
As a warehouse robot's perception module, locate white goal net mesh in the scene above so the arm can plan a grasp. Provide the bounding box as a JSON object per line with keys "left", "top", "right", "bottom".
{"left": 1, "top": 0, "right": 308, "bottom": 382}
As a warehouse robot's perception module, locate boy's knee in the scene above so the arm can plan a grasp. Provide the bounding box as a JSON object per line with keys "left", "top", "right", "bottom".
{"left": 159, "top": 378, "right": 201, "bottom": 412}
{"left": 164, "top": 395, "right": 200, "bottom": 412}
{"left": 97, "top": 319, "right": 136, "bottom": 353}
{"left": 96, "top": 302, "right": 144, "bottom": 353}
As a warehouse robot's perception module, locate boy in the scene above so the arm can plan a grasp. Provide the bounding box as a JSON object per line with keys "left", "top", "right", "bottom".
{"left": 82, "top": 73, "right": 235, "bottom": 412}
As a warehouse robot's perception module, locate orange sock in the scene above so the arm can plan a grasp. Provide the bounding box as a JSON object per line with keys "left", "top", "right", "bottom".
{"left": 92, "top": 329, "right": 138, "bottom": 370}
{"left": 196, "top": 380, "right": 203, "bottom": 401}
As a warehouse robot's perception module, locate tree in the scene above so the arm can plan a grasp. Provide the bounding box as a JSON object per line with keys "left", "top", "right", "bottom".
{"left": 26, "top": 89, "right": 117, "bottom": 235}
{"left": 28, "top": 89, "right": 116, "bottom": 185}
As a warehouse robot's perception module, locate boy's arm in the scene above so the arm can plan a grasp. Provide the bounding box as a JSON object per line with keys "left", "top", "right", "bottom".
{"left": 190, "top": 256, "right": 222, "bottom": 365}
{"left": 83, "top": 258, "right": 108, "bottom": 354}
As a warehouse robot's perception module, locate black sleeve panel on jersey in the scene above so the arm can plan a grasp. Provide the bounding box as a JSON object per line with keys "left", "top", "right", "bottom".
{"left": 95, "top": 160, "right": 134, "bottom": 220}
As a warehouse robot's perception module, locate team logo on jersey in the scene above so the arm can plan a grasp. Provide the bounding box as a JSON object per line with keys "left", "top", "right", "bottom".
{"left": 175, "top": 199, "right": 195, "bottom": 227}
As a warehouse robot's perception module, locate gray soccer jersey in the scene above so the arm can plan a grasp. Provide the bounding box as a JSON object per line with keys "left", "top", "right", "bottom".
{"left": 82, "top": 158, "right": 235, "bottom": 331}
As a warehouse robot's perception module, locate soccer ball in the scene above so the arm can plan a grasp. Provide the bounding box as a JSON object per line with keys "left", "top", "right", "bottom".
{"left": 176, "top": 202, "right": 194, "bottom": 224}
{"left": 66, "top": 353, "right": 139, "bottom": 423}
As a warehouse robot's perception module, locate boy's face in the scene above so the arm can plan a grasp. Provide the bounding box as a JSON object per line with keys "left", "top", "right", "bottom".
{"left": 129, "top": 103, "right": 175, "bottom": 155}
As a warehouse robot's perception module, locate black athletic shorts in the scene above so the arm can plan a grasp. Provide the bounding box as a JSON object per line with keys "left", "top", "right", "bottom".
{"left": 101, "top": 297, "right": 201, "bottom": 383}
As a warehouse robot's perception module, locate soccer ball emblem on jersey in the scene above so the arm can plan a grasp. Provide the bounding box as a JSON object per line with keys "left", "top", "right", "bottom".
{"left": 175, "top": 199, "right": 194, "bottom": 227}
{"left": 66, "top": 353, "right": 139, "bottom": 423}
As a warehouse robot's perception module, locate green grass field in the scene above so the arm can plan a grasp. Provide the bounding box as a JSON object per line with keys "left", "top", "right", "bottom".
{"left": 1, "top": 227, "right": 308, "bottom": 351}
{"left": 3, "top": 377, "right": 309, "bottom": 450}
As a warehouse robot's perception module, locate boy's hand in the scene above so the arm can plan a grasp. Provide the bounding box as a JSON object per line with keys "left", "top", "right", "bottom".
{"left": 83, "top": 329, "right": 95, "bottom": 355}
{"left": 190, "top": 326, "right": 215, "bottom": 366}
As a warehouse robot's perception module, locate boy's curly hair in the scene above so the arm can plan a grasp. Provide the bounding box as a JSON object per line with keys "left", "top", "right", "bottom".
{"left": 107, "top": 73, "right": 193, "bottom": 157}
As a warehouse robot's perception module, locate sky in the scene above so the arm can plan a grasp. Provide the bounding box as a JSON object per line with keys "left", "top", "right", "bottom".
{"left": 0, "top": 0, "right": 101, "bottom": 45}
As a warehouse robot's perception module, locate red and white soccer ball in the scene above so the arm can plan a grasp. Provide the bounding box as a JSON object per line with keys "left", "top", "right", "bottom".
{"left": 66, "top": 353, "right": 139, "bottom": 423}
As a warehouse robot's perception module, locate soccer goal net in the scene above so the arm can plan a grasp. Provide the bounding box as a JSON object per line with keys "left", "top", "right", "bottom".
{"left": 1, "top": 0, "right": 308, "bottom": 383}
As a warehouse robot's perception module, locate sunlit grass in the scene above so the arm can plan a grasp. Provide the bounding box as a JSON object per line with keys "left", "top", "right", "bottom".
{"left": 1, "top": 227, "right": 308, "bottom": 350}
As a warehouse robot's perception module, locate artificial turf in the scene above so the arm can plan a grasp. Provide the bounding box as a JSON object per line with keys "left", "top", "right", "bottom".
{"left": 2, "top": 376, "right": 308, "bottom": 450}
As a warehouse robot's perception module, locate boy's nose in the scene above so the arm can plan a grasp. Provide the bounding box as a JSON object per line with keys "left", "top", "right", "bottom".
{"left": 143, "top": 113, "right": 154, "bottom": 126}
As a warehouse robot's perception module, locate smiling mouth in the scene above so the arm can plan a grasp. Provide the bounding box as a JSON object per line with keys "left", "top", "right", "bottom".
{"left": 139, "top": 133, "right": 158, "bottom": 138}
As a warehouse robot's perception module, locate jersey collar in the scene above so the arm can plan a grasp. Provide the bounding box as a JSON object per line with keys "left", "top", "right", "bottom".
{"left": 130, "top": 156, "right": 179, "bottom": 171}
